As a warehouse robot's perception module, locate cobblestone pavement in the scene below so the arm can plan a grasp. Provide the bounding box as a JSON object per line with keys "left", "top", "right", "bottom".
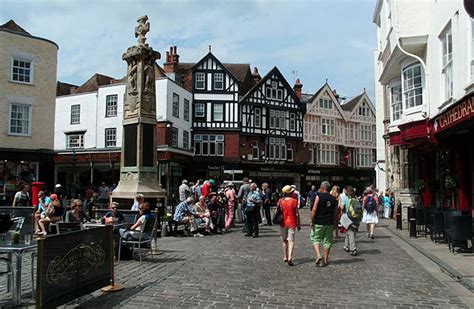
{"left": 0, "top": 211, "right": 470, "bottom": 308}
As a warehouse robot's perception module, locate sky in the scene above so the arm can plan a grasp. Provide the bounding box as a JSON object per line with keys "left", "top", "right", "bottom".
{"left": 1, "top": 0, "right": 377, "bottom": 101}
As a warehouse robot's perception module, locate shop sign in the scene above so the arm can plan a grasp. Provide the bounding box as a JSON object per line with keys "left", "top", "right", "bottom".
{"left": 433, "top": 96, "right": 474, "bottom": 133}
{"left": 208, "top": 165, "right": 223, "bottom": 171}
{"left": 307, "top": 169, "right": 321, "bottom": 174}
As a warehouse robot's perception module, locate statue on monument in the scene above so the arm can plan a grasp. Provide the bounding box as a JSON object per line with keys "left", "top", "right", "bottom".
{"left": 135, "top": 15, "right": 150, "bottom": 46}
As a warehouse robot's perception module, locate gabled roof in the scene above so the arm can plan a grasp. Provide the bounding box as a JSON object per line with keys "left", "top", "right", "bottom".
{"left": 306, "top": 82, "right": 348, "bottom": 121}
{"left": 0, "top": 20, "right": 30, "bottom": 35}
{"left": 341, "top": 93, "right": 364, "bottom": 111}
{"left": 74, "top": 73, "right": 120, "bottom": 94}
{"left": 241, "top": 66, "right": 301, "bottom": 106}
{"left": 343, "top": 91, "right": 376, "bottom": 119}
{"left": 192, "top": 52, "right": 244, "bottom": 84}
{"left": 56, "top": 81, "right": 79, "bottom": 96}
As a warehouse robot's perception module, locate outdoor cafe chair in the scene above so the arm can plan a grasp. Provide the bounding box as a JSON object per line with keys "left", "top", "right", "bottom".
{"left": 447, "top": 215, "right": 473, "bottom": 253}
{"left": 118, "top": 217, "right": 157, "bottom": 263}
{"left": 123, "top": 213, "right": 138, "bottom": 224}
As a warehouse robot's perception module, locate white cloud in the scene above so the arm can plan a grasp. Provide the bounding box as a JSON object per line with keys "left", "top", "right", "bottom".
{"left": 1, "top": 0, "right": 376, "bottom": 98}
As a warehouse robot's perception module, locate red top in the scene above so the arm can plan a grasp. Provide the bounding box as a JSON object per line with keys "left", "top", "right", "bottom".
{"left": 201, "top": 183, "right": 211, "bottom": 197}
{"left": 279, "top": 197, "right": 298, "bottom": 228}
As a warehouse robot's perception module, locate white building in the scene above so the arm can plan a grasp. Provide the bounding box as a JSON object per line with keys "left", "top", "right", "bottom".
{"left": 373, "top": 0, "right": 474, "bottom": 213}
{"left": 54, "top": 70, "right": 193, "bottom": 196}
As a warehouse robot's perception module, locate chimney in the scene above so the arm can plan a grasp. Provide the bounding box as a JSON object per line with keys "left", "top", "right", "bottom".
{"left": 164, "top": 46, "right": 180, "bottom": 74}
{"left": 293, "top": 78, "right": 303, "bottom": 99}
{"left": 252, "top": 67, "right": 261, "bottom": 85}
{"left": 332, "top": 89, "right": 340, "bottom": 102}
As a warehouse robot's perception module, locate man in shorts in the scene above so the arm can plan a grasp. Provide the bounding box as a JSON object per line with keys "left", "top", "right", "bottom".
{"left": 310, "top": 181, "right": 337, "bottom": 267}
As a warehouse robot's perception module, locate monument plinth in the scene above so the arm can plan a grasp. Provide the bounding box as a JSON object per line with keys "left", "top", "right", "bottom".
{"left": 113, "top": 15, "right": 166, "bottom": 204}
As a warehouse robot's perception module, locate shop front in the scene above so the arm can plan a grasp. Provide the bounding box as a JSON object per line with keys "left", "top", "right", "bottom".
{"left": 304, "top": 167, "right": 374, "bottom": 194}
{"left": 0, "top": 149, "right": 54, "bottom": 205}
{"left": 431, "top": 93, "right": 474, "bottom": 215}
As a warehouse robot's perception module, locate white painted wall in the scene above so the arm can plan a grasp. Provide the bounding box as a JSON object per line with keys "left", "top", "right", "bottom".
{"left": 55, "top": 78, "right": 192, "bottom": 151}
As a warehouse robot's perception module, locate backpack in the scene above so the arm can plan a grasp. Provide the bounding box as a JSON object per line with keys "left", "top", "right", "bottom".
{"left": 348, "top": 198, "right": 363, "bottom": 221}
{"left": 366, "top": 195, "right": 376, "bottom": 214}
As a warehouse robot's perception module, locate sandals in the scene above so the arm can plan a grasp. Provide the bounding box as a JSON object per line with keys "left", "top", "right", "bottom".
{"left": 287, "top": 260, "right": 294, "bottom": 266}
{"left": 315, "top": 256, "right": 322, "bottom": 267}
{"left": 350, "top": 249, "right": 358, "bottom": 256}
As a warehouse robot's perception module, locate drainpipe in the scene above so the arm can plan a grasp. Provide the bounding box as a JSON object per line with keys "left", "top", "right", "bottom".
{"left": 396, "top": 38, "right": 430, "bottom": 119}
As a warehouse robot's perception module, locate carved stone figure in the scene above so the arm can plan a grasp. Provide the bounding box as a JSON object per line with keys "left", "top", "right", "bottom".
{"left": 135, "top": 15, "right": 150, "bottom": 46}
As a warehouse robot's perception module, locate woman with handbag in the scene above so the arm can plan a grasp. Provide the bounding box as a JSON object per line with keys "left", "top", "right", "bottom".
{"left": 277, "top": 185, "right": 301, "bottom": 266}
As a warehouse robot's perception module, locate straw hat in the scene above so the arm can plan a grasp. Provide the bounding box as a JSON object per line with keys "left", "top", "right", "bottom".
{"left": 282, "top": 185, "right": 295, "bottom": 195}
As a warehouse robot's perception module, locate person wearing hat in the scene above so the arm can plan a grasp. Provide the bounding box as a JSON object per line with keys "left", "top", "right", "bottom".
{"left": 278, "top": 185, "right": 301, "bottom": 266}
{"left": 37, "top": 194, "right": 63, "bottom": 236}
{"left": 103, "top": 202, "right": 125, "bottom": 225}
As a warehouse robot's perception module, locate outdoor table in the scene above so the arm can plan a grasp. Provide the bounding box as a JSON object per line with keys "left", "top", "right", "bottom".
{"left": 83, "top": 222, "right": 131, "bottom": 229}
{"left": 0, "top": 241, "right": 37, "bottom": 306}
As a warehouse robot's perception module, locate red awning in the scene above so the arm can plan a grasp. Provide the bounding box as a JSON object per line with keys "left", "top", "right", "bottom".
{"left": 399, "top": 119, "right": 429, "bottom": 143}
{"left": 388, "top": 132, "right": 403, "bottom": 145}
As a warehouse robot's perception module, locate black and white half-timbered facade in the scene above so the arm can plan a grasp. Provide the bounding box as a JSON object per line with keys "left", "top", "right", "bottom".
{"left": 239, "top": 67, "right": 306, "bottom": 188}
{"left": 185, "top": 51, "right": 253, "bottom": 179}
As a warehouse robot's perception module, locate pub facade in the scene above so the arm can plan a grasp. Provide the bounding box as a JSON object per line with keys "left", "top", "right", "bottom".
{"left": 374, "top": 0, "right": 474, "bottom": 215}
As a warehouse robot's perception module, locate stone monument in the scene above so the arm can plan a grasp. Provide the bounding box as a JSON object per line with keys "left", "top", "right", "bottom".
{"left": 112, "top": 15, "right": 166, "bottom": 205}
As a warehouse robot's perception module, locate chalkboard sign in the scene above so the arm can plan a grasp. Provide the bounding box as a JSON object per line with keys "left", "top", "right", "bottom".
{"left": 36, "top": 226, "right": 113, "bottom": 309}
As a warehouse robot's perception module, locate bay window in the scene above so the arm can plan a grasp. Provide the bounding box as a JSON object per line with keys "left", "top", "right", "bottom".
{"left": 318, "top": 144, "right": 337, "bottom": 165}
{"left": 356, "top": 148, "right": 373, "bottom": 168}
{"left": 402, "top": 63, "right": 423, "bottom": 109}
{"left": 194, "top": 134, "right": 224, "bottom": 156}
{"left": 390, "top": 82, "right": 402, "bottom": 121}
{"left": 267, "top": 138, "right": 286, "bottom": 160}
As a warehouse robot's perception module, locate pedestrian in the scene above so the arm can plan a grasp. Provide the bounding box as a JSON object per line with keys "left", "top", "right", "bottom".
{"left": 12, "top": 181, "right": 31, "bottom": 207}
{"left": 98, "top": 182, "right": 110, "bottom": 208}
{"left": 224, "top": 183, "right": 236, "bottom": 231}
{"left": 342, "top": 186, "right": 362, "bottom": 256}
{"left": 390, "top": 191, "right": 396, "bottom": 218}
{"left": 201, "top": 180, "right": 212, "bottom": 198}
{"left": 35, "top": 191, "right": 50, "bottom": 232}
{"left": 261, "top": 182, "right": 272, "bottom": 226}
{"left": 383, "top": 189, "right": 392, "bottom": 219}
{"left": 236, "top": 177, "right": 250, "bottom": 226}
{"left": 192, "top": 179, "right": 202, "bottom": 200}
{"left": 362, "top": 187, "right": 379, "bottom": 239}
{"left": 178, "top": 179, "right": 192, "bottom": 202}
{"left": 310, "top": 181, "right": 338, "bottom": 267}
{"left": 244, "top": 182, "right": 261, "bottom": 238}
{"left": 330, "top": 185, "right": 342, "bottom": 239}
{"left": 65, "top": 199, "right": 90, "bottom": 223}
{"left": 306, "top": 185, "right": 317, "bottom": 210}
{"left": 278, "top": 185, "right": 301, "bottom": 266}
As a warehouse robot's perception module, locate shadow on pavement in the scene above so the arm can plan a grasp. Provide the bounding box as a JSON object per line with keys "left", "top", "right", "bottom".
{"left": 77, "top": 284, "right": 151, "bottom": 308}
{"left": 356, "top": 249, "right": 382, "bottom": 256}
{"left": 330, "top": 258, "right": 364, "bottom": 265}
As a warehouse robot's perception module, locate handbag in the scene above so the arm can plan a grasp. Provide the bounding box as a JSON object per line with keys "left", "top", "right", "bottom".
{"left": 273, "top": 206, "right": 282, "bottom": 225}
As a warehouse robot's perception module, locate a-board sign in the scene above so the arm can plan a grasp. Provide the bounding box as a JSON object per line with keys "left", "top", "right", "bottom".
{"left": 36, "top": 226, "right": 113, "bottom": 308}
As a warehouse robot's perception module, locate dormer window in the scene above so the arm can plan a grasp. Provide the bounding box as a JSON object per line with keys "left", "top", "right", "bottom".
{"left": 195, "top": 72, "right": 205, "bottom": 90}
{"left": 266, "top": 81, "right": 283, "bottom": 100}
{"left": 319, "top": 98, "right": 332, "bottom": 109}
{"left": 358, "top": 101, "right": 370, "bottom": 116}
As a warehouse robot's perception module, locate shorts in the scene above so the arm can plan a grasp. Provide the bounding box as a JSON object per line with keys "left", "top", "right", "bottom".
{"left": 280, "top": 227, "right": 296, "bottom": 241}
{"left": 310, "top": 224, "right": 334, "bottom": 248}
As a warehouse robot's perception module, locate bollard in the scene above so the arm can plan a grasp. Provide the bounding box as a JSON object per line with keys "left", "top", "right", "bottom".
{"left": 408, "top": 205, "right": 417, "bottom": 238}
{"left": 396, "top": 202, "right": 402, "bottom": 230}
